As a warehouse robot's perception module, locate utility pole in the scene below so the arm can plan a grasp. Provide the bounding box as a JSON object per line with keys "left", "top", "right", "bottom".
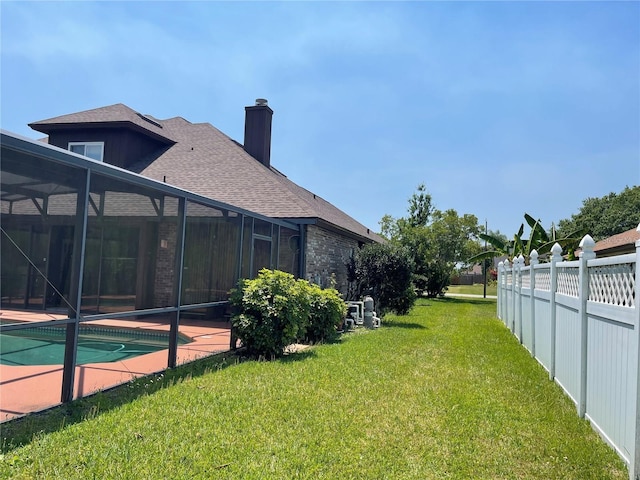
{"left": 483, "top": 219, "right": 488, "bottom": 299}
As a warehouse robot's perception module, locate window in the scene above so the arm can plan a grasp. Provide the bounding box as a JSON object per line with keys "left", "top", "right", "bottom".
{"left": 68, "top": 142, "right": 104, "bottom": 162}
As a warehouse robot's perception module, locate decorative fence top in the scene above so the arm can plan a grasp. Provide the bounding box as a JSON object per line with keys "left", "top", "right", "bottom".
{"left": 534, "top": 268, "right": 551, "bottom": 292}
{"left": 589, "top": 260, "right": 635, "bottom": 307}
{"left": 498, "top": 233, "right": 638, "bottom": 308}
{"left": 557, "top": 264, "right": 580, "bottom": 298}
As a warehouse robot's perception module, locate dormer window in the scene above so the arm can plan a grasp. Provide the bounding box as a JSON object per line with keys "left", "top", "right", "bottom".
{"left": 68, "top": 141, "right": 104, "bottom": 162}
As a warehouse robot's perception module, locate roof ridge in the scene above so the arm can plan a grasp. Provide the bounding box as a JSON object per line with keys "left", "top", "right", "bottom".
{"left": 160, "top": 116, "right": 193, "bottom": 124}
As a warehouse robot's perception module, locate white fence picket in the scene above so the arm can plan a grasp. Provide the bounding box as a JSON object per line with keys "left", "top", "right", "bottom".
{"left": 497, "top": 233, "right": 640, "bottom": 480}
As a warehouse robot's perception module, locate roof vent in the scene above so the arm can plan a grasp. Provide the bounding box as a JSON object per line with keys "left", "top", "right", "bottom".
{"left": 255, "top": 98, "right": 268, "bottom": 106}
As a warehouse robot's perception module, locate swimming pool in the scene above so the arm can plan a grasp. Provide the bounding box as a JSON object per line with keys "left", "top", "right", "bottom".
{"left": 0, "top": 325, "right": 191, "bottom": 366}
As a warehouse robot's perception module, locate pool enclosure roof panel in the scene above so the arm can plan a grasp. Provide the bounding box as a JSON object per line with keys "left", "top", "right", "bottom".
{"left": 1, "top": 171, "right": 78, "bottom": 203}
{"left": 1, "top": 130, "right": 299, "bottom": 230}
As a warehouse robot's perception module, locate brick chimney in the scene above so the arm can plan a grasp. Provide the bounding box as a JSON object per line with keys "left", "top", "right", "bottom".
{"left": 244, "top": 98, "right": 273, "bottom": 168}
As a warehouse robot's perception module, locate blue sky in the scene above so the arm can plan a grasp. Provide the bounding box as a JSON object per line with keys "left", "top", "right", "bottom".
{"left": 2, "top": 1, "right": 638, "bottom": 237}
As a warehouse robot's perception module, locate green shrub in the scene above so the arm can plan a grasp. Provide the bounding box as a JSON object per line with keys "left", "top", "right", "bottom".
{"left": 230, "top": 269, "right": 310, "bottom": 358}
{"left": 351, "top": 242, "right": 416, "bottom": 316}
{"left": 303, "top": 283, "right": 346, "bottom": 344}
{"left": 423, "top": 260, "right": 451, "bottom": 298}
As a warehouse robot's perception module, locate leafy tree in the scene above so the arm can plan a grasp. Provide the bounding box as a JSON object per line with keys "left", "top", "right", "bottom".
{"left": 407, "top": 183, "right": 434, "bottom": 228}
{"left": 421, "top": 209, "right": 482, "bottom": 296}
{"left": 556, "top": 186, "right": 640, "bottom": 241}
{"left": 380, "top": 185, "right": 482, "bottom": 297}
{"left": 379, "top": 213, "right": 401, "bottom": 241}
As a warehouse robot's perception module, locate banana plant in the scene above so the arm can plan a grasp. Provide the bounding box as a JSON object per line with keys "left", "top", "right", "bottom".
{"left": 468, "top": 213, "right": 587, "bottom": 264}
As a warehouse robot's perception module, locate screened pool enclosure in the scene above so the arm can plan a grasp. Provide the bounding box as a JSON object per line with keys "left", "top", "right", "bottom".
{"left": 0, "top": 131, "right": 302, "bottom": 407}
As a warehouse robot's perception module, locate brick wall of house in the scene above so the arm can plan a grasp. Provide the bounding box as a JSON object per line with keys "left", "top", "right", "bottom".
{"left": 154, "top": 221, "right": 177, "bottom": 307}
{"left": 304, "top": 224, "right": 359, "bottom": 295}
{"left": 151, "top": 222, "right": 364, "bottom": 304}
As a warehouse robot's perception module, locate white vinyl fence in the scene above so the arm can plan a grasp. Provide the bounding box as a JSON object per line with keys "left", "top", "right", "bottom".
{"left": 497, "top": 234, "right": 640, "bottom": 480}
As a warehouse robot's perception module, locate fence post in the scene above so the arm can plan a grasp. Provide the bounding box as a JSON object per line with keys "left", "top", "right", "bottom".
{"left": 577, "top": 234, "right": 596, "bottom": 418}
{"left": 529, "top": 250, "right": 539, "bottom": 357}
{"left": 504, "top": 258, "right": 511, "bottom": 327}
{"left": 511, "top": 257, "right": 518, "bottom": 334}
{"left": 549, "top": 243, "right": 562, "bottom": 381}
{"left": 497, "top": 261, "right": 503, "bottom": 320}
{"left": 631, "top": 227, "right": 640, "bottom": 480}
{"left": 511, "top": 257, "right": 520, "bottom": 335}
{"left": 516, "top": 255, "right": 525, "bottom": 342}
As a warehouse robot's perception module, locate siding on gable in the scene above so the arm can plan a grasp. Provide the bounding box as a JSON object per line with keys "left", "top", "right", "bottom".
{"left": 47, "top": 128, "right": 166, "bottom": 169}
{"left": 304, "top": 224, "right": 359, "bottom": 295}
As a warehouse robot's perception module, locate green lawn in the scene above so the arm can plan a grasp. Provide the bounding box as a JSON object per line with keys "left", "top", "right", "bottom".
{"left": 447, "top": 283, "right": 497, "bottom": 296}
{"left": 0, "top": 298, "right": 627, "bottom": 479}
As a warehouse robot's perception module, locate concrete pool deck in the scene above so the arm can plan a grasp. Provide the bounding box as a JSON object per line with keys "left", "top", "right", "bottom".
{"left": 0, "top": 310, "right": 232, "bottom": 422}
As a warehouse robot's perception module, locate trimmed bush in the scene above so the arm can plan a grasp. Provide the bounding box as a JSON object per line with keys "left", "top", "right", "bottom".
{"left": 230, "top": 269, "right": 310, "bottom": 358}
{"left": 303, "top": 283, "right": 346, "bottom": 344}
{"left": 351, "top": 242, "right": 416, "bottom": 316}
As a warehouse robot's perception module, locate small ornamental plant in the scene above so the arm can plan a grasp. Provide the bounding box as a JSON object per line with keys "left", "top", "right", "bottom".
{"left": 230, "top": 269, "right": 310, "bottom": 358}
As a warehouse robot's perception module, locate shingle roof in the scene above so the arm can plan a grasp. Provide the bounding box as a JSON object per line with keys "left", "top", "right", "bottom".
{"left": 593, "top": 226, "right": 640, "bottom": 253}
{"left": 29, "top": 103, "right": 175, "bottom": 144}
{"left": 30, "top": 105, "right": 381, "bottom": 243}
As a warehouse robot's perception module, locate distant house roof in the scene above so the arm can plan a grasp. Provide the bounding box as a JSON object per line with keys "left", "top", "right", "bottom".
{"left": 30, "top": 103, "right": 382, "bottom": 243}
{"left": 592, "top": 226, "right": 640, "bottom": 257}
